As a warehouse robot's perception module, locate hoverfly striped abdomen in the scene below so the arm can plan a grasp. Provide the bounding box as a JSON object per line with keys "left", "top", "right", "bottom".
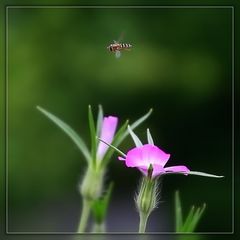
{"left": 107, "top": 41, "right": 132, "bottom": 58}
{"left": 107, "top": 42, "right": 132, "bottom": 52}
{"left": 120, "top": 43, "right": 132, "bottom": 49}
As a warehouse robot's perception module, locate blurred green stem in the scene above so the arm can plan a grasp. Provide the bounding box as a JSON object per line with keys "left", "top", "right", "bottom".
{"left": 92, "top": 222, "right": 106, "bottom": 232}
{"left": 139, "top": 212, "right": 148, "bottom": 233}
{"left": 78, "top": 198, "right": 91, "bottom": 232}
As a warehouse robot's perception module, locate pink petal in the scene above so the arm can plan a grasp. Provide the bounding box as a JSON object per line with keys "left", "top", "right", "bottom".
{"left": 97, "top": 116, "right": 118, "bottom": 160}
{"left": 125, "top": 144, "right": 170, "bottom": 168}
{"left": 164, "top": 165, "right": 190, "bottom": 174}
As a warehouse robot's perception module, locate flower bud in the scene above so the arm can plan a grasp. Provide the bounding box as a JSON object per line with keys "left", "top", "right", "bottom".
{"left": 80, "top": 166, "right": 105, "bottom": 201}
{"left": 136, "top": 175, "right": 158, "bottom": 217}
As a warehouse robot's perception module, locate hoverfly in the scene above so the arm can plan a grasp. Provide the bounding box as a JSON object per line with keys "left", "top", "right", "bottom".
{"left": 107, "top": 40, "right": 132, "bottom": 58}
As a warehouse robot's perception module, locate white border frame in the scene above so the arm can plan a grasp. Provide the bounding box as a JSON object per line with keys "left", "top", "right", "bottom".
{"left": 5, "top": 5, "right": 234, "bottom": 235}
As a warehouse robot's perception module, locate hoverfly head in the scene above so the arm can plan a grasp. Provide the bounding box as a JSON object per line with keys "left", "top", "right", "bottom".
{"left": 107, "top": 44, "right": 113, "bottom": 52}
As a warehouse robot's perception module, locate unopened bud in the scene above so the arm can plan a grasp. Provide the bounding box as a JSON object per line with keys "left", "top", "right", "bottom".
{"left": 136, "top": 175, "right": 158, "bottom": 217}
{"left": 80, "top": 166, "right": 105, "bottom": 201}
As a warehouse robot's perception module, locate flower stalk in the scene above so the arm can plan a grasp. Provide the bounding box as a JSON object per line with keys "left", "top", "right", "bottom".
{"left": 90, "top": 182, "right": 114, "bottom": 233}
{"left": 78, "top": 164, "right": 105, "bottom": 232}
{"left": 91, "top": 222, "right": 106, "bottom": 232}
{"left": 136, "top": 164, "right": 158, "bottom": 233}
{"left": 139, "top": 212, "right": 148, "bottom": 233}
{"left": 78, "top": 198, "right": 91, "bottom": 232}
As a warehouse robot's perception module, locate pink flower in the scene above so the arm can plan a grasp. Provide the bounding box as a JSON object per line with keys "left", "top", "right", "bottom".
{"left": 97, "top": 116, "right": 118, "bottom": 160}
{"left": 117, "top": 127, "right": 223, "bottom": 179}
{"left": 119, "top": 144, "right": 190, "bottom": 178}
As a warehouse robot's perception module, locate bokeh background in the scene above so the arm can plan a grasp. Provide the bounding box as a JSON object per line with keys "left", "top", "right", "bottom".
{"left": 6, "top": 6, "right": 232, "bottom": 234}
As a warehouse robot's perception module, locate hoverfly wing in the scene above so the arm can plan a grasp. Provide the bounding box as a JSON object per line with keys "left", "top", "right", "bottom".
{"left": 115, "top": 50, "right": 121, "bottom": 59}
{"left": 117, "top": 31, "right": 125, "bottom": 43}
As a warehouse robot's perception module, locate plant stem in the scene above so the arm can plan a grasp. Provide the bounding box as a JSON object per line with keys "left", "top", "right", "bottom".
{"left": 139, "top": 212, "right": 148, "bottom": 233}
{"left": 78, "top": 198, "right": 91, "bottom": 233}
{"left": 91, "top": 222, "right": 106, "bottom": 233}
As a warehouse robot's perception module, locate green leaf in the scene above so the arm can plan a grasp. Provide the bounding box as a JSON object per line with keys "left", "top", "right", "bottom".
{"left": 147, "top": 128, "right": 154, "bottom": 145}
{"left": 110, "top": 119, "right": 129, "bottom": 147}
{"left": 181, "top": 206, "right": 196, "bottom": 232}
{"left": 88, "top": 105, "right": 97, "bottom": 166}
{"left": 175, "top": 191, "right": 183, "bottom": 232}
{"left": 188, "top": 171, "right": 224, "bottom": 178}
{"left": 37, "top": 106, "right": 90, "bottom": 161}
{"left": 127, "top": 125, "right": 143, "bottom": 147}
{"left": 161, "top": 171, "right": 224, "bottom": 178}
{"left": 96, "top": 105, "right": 103, "bottom": 138}
{"left": 174, "top": 191, "right": 207, "bottom": 234}
{"left": 98, "top": 138, "right": 126, "bottom": 157}
{"left": 91, "top": 182, "right": 114, "bottom": 224}
{"left": 120, "top": 108, "right": 153, "bottom": 142}
{"left": 185, "top": 203, "right": 206, "bottom": 232}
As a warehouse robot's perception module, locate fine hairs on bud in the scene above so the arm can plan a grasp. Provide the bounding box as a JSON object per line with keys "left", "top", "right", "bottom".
{"left": 154, "top": 177, "right": 163, "bottom": 207}
{"left": 134, "top": 177, "right": 144, "bottom": 210}
{"left": 80, "top": 165, "right": 105, "bottom": 201}
{"left": 78, "top": 166, "right": 107, "bottom": 198}
{"left": 135, "top": 175, "right": 161, "bottom": 216}
{"left": 150, "top": 178, "right": 162, "bottom": 211}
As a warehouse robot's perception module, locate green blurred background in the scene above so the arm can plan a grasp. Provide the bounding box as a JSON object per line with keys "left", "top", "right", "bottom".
{"left": 6, "top": 6, "right": 232, "bottom": 233}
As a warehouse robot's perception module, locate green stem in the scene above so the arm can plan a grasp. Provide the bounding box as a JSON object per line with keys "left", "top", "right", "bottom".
{"left": 78, "top": 198, "right": 91, "bottom": 233}
{"left": 139, "top": 212, "right": 148, "bottom": 233}
{"left": 91, "top": 222, "right": 106, "bottom": 233}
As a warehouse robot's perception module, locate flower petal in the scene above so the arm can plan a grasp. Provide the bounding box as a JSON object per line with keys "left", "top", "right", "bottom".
{"left": 125, "top": 146, "right": 144, "bottom": 167}
{"left": 124, "top": 144, "right": 170, "bottom": 168}
{"left": 97, "top": 116, "right": 118, "bottom": 160}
